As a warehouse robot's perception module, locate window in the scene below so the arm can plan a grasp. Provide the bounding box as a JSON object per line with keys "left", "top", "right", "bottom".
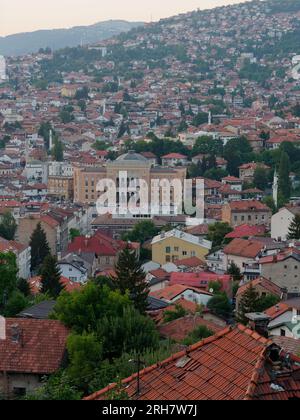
{"left": 183, "top": 251, "right": 187, "bottom": 256}
{"left": 13, "top": 388, "right": 26, "bottom": 397}
{"left": 280, "top": 329, "right": 286, "bottom": 337}
{"left": 174, "top": 247, "right": 179, "bottom": 252}
{"left": 166, "top": 247, "right": 171, "bottom": 254}
{"left": 166, "top": 255, "right": 171, "bottom": 263}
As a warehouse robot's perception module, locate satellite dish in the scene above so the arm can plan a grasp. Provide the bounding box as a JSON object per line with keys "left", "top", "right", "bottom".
{"left": 209, "top": 288, "right": 214, "bottom": 294}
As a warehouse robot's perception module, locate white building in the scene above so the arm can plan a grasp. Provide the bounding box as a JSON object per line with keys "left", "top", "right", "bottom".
{"left": 58, "top": 254, "right": 89, "bottom": 283}
{"left": 271, "top": 206, "right": 300, "bottom": 241}
{"left": 0, "top": 237, "right": 31, "bottom": 279}
{"left": 23, "top": 161, "right": 48, "bottom": 184}
{"left": 0, "top": 56, "right": 7, "bottom": 82}
{"left": 48, "top": 161, "right": 73, "bottom": 177}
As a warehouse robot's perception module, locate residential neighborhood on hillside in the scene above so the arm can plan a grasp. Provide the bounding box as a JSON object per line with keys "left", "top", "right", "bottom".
{"left": 1, "top": 0, "right": 300, "bottom": 403}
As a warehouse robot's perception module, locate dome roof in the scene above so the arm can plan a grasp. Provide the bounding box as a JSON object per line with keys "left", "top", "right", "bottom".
{"left": 116, "top": 150, "right": 148, "bottom": 162}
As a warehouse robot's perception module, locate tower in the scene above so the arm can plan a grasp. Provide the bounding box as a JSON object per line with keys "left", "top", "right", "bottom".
{"left": 0, "top": 56, "right": 7, "bottom": 82}
{"left": 273, "top": 169, "right": 278, "bottom": 209}
{"left": 49, "top": 129, "right": 53, "bottom": 151}
{"left": 208, "top": 111, "right": 212, "bottom": 126}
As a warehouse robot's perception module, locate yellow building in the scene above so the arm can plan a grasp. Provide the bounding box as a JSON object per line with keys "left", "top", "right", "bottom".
{"left": 151, "top": 229, "right": 212, "bottom": 265}
{"left": 61, "top": 86, "right": 77, "bottom": 98}
{"left": 48, "top": 176, "right": 74, "bottom": 200}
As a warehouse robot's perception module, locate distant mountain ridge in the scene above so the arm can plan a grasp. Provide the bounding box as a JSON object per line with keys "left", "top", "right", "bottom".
{"left": 0, "top": 20, "right": 145, "bottom": 57}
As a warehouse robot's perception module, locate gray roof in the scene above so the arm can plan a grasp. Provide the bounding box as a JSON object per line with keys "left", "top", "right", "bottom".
{"left": 116, "top": 151, "right": 148, "bottom": 162}
{"left": 147, "top": 296, "right": 169, "bottom": 311}
{"left": 17, "top": 301, "right": 56, "bottom": 320}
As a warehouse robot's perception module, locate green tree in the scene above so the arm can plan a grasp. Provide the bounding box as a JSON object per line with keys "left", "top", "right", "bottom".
{"left": 278, "top": 152, "right": 291, "bottom": 200}
{"left": 0, "top": 211, "right": 17, "bottom": 240}
{"left": 40, "top": 255, "right": 63, "bottom": 299}
{"left": 30, "top": 223, "right": 51, "bottom": 272}
{"left": 224, "top": 137, "right": 253, "bottom": 177}
{"left": 53, "top": 283, "right": 132, "bottom": 333}
{"left": 17, "top": 277, "right": 31, "bottom": 297}
{"left": 193, "top": 136, "right": 223, "bottom": 156}
{"left": 122, "top": 221, "right": 159, "bottom": 244}
{"left": 0, "top": 252, "right": 18, "bottom": 313}
{"left": 182, "top": 325, "right": 214, "bottom": 346}
{"left": 3, "top": 290, "right": 29, "bottom": 317}
{"left": 25, "top": 372, "right": 82, "bottom": 400}
{"left": 67, "top": 333, "right": 103, "bottom": 393}
{"left": 256, "top": 295, "right": 280, "bottom": 313}
{"left": 207, "top": 222, "right": 233, "bottom": 247}
{"left": 59, "top": 109, "right": 74, "bottom": 124}
{"left": 69, "top": 228, "right": 81, "bottom": 242}
{"left": 192, "top": 112, "right": 209, "bottom": 127}
{"left": 163, "top": 304, "right": 187, "bottom": 323}
{"left": 208, "top": 281, "right": 222, "bottom": 295}
{"left": 237, "top": 283, "right": 260, "bottom": 325}
{"left": 98, "top": 306, "right": 159, "bottom": 360}
{"left": 113, "top": 247, "right": 149, "bottom": 314}
{"left": 207, "top": 293, "right": 232, "bottom": 319}
{"left": 52, "top": 137, "right": 64, "bottom": 162}
{"left": 253, "top": 166, "right": 269, "bottom": 191}
{"left": 288, "top": 214, "right": 300, "bottom": 240}
{"left": 226, "top": 262, "right": 242, "bottom": 282}
{"left": 38, "top": 121, "right": 53, "bottom": 150}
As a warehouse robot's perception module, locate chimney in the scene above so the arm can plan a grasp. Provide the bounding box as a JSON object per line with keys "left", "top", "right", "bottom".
{"left": 245, "top": 313, "right": 271, "bottom": 338}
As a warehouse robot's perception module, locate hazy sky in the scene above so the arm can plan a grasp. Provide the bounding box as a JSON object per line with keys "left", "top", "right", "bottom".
{"left": 0, "top": 0, "right": 247, "bottom": 36}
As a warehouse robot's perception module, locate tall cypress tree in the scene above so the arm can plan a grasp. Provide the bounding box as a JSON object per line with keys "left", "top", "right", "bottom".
{"left": 0, "top": 211, "right": 17, "bottom": 240}
{"left": 278, "top": 152, "right": 291, "bottom": 200}
{"left": 30, "top": 223, "right": 51, "bottom": 272}
{"left": 113, "top": 246, "right": 149, "bottom": 314}
{"left": 288, "top": 214, "right": 300, "bottom": 240}
{"left": 237, "top": 283, "right": 260, "bottom": 325}
{"left": 40, "top": 255, "right": 63, "bottom": 298}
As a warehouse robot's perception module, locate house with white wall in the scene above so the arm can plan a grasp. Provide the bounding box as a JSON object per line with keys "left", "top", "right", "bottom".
{"left": 271, "top": 206, "right": 300, "bottom": 241}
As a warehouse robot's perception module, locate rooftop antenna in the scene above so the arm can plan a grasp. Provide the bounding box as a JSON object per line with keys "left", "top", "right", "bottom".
{"left": 129, "top": 355, "right": 145, "bottom": 398}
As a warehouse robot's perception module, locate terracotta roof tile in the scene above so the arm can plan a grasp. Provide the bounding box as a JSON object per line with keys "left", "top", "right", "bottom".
{"left": 0, "top": 319, "right": 69, "bottom": 374}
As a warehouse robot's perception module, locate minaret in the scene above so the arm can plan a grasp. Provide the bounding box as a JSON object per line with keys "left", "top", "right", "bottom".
{"left": 273, "top": 169, "right": 278, "bottom": 209}
{"left": 208, "top": 111, "right": 212, "bottom": 126}
{"left": 49, "top": 129, "right": 53, "bottom": 151}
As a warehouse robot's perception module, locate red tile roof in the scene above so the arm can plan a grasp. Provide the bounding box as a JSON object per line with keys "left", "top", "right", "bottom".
{"left": 149, "top": 298, "right": 200, "bottom": 325}
{"left": 224, "top": 238, "right": 264, "bottom": 258}
{"left": 150, "top": 284, "right": 212, "bottom": 302}
{"left": 159, "top": 315, "right": 223, "bottom": 342}
{"left": 68, "top": 230, "right": 139, "bottom": 256}
{"left": 28, "top": 275, "right": 81, "bottom": 295}
{"left": 264, "top": 303, "right": 290, "bottom": 320}
{"left": 0, "top": 319, "right": 69, "bottom": 374}
{"left": 237, "top": 277, "right": 283, "bottom": 298}
{"left": 85, "top": 325, "right": 300, "bottom": 401}
{"left": 225, "top": 224, "right": 266, "bottom": 239}
{"left": 169, "top": 272, "right": 232, "bottom": 295}
{"left": 162, "top": 153, "right": 187, "bottom": 159}
{"left": 174, "top": 256, "right": 205, "bottom": 268}
{"left": 227, "top": 200, "right": 271, "bottom": 212}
